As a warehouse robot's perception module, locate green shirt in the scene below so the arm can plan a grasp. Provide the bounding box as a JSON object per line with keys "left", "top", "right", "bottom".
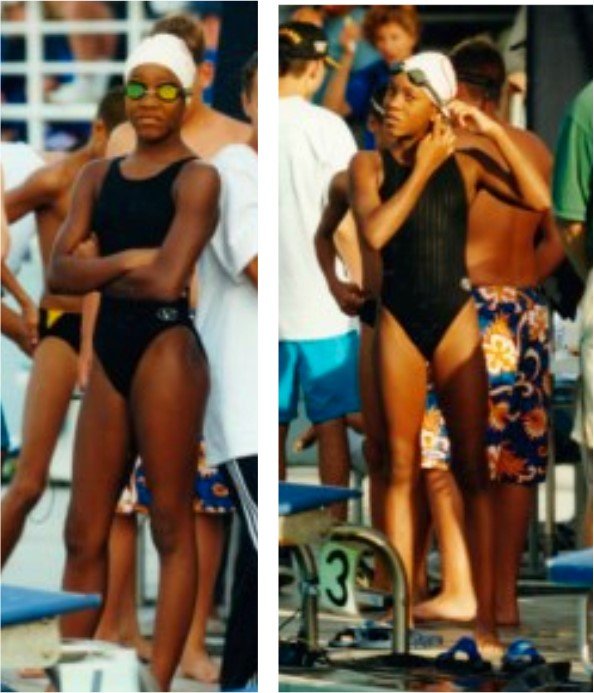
{"left": 552, "top": 82, "right": 593, "bottom": 263}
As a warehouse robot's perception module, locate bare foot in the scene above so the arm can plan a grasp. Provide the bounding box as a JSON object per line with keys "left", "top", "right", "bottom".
{"left": 122, "top": 634, "right": 153, "bottom": 662}
{"left": 179, "top": 649, "right": 220, "bottom": 683}
{"left": 475, "top": 629, "right": 504, "bottom": 662}
{"left": 413, "top": 594, "right": 476, "bottom": 623}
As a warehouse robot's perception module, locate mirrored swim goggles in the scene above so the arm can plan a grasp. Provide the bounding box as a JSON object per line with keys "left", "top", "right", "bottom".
{"left": 389, "top": 62, "right": 451, "bottom": 121}
{"left": 124, "top": 81, "right": 192, "bottom": 102}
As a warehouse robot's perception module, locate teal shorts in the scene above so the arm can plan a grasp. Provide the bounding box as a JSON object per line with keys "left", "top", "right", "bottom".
{"left": 279, "top": 330, "right": 360, "bottom": 424}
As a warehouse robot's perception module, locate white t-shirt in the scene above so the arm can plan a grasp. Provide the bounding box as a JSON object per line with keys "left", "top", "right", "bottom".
{"left": 279, "top": 96, "right": 357, "bottom": 340}
{"left": 1, "top": 142, "right": 44, "bottom": 273}
{"left": 197, "top": 144, "right": 258, "bottom": 466}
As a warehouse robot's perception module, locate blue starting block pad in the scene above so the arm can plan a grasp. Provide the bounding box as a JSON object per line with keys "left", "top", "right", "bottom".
{"left": 279, "top": 482, "right": 361, "bottom": 516}
{"left": 547, "top": 549, "right": 593, "bottom": 588}
{"left": 1, "top": 585, "right": 101, "bottom": 627}
{"left": 1, "top": 585, "right": 102, "bottom": 673}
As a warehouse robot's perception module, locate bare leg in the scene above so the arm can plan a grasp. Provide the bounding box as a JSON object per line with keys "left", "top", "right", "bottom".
{"left": 179, "top": 514, "right": 225, "bottom": 683}
{"left": 279, "top": 424, "right": 288, "bottom": 481}
{"left": 414, "top": 469, "right": 477, "bottom": 622}
{"left": 358, "top": 322, "right": 391, "bottom": 590}
{"left": 432, "top": 300, "right": 500, "bottom": 655}
{"left": 94, "top": 513, "right": 152, "bottom": 660}
{"left": 493, "top": 483, "right": 535, "bottom": 626}
{"left": 61, "top": 359, "right": 133, "bottom": 637}
{"left": 2, "top": 339, "right": 77, "bottom": 566}
{"left": 378, "top": 309, "right": 427, "bottom": 618}
{"left": 131, "top": 327, "right": 208, "bottom": 691}
{"left": 316, "top": 417, "right": 351, "bottom": 520}
{"left": 412, "top": 476, "right": 432, "bottom": 603}
{"left": 359, "top": 323, "right": 387, "bottom": 534}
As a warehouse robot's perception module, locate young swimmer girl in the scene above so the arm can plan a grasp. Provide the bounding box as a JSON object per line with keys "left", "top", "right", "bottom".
{"left": 350, "top": 52, "right": 550, "bottom": 653}
{"left": 49, "top": 34, "right": 219, "bottom": 690}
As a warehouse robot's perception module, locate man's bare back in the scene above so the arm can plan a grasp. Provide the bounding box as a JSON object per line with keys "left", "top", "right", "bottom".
{"left": 108, "top": 104, "right": 250, "bottom": 160}
{"left": 460, "top": 125, "right": 563, "bottom": 286}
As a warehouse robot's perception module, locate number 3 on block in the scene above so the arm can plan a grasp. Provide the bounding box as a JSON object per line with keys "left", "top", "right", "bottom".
{"left": 318, "top": 540, "right": 361, "bottom": 616}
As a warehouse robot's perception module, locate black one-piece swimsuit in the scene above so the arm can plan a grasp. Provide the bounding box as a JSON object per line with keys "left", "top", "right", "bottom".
{"left": 91, "top": 156, "right": 202, "bottom": 398}
{"left": 379, "top": 149, "right": 471, "bottom": 360}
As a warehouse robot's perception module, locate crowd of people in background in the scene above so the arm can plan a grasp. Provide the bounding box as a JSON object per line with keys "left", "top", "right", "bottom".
{"left": 1, "top": 1, "right": 223, "bottom": 148}
{"left": 278, "top": 3, "right": 592, "bottom": 658}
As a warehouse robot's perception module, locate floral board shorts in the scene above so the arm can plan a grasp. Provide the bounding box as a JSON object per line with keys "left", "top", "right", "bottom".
{"left": 421, "top": 286, "right": 551, "bottom": 485}
{"left": 116, "top": 441, "right": 235, "bottom": 515}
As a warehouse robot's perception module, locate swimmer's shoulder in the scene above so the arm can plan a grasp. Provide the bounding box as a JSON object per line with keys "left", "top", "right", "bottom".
{"left": 72, "top": 158, "right": 115, "bottom": 197}
{"left": 175, "top": 157, "right": 221, "bottom": 200}
{"left": 106, "top": 121, "right": 136, "bottom": 157}
{"left": 505, "top": 124, "right": 552, "bottom": 173}
{"left": 349, "top": 149, "right": 383, "bottom": 186}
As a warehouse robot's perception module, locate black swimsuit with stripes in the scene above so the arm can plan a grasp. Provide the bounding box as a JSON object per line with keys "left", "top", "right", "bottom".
{"left": 379, "top": 150, "right": 471, "bottom": 359}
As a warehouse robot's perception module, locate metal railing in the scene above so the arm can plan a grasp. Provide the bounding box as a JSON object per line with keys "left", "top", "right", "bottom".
{"left": 0, "top": 1, "right": 153, "bottom": 150}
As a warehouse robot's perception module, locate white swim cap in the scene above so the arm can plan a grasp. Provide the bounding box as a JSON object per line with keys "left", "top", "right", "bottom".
{"left": 124, "top": 34, "right": 195, "bottom": 89}
{"left": 396, "top": 52, "right": 457, "bottom": 107}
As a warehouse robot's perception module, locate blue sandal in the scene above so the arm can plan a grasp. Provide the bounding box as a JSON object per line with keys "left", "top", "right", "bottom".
{"left": 501, "top": 639, "right": 545, "bottom": 673}
{"left": 435, "top": 636, "right": 492, "bottom": 674}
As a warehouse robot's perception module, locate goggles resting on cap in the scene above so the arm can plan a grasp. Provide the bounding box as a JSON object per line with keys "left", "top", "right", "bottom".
{"left": 390, "top": 62, "right": 450, "bottom": 118}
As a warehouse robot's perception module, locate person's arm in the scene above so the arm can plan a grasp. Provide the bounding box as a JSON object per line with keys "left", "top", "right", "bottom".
{"left": 449, "top": 101, "right": 550, "bottom": 212}
{"left": 556, "top": 220, "right": 588, "bottom": 281}
{"left": 78, "top": 291, "right": 100, "bottom": 391}
{"left": 106, "top": 163, "right": 220, "bottom": 301}
{"left": 322, "top": 18, "right": 360, "bottom": 117}
{"left": 315, "top": 172, "right": 365, "bottom": 314}
{"left": 535, "top": 212, "right": 567, "bottom": 283}
{"left": 1, "top": 260, "right": 38, "bottom": 349}
{"left": 48, "top": 162, "right": 153, "bottom": 294}
{"left": 4, "top": 166, "right": 60, "bottom": 224}
{"left": 1, "top": 301, "right": 35, "bottom": 357}
{"left": 106, "top": 121, "right": 136, "bottom": 158}
{"left": 351, "top": 120, "right": 456, "bottom": 250}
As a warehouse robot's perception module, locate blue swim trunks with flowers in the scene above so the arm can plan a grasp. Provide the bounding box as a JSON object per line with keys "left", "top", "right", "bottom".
{"left": 421, "top": 286, "right": 551, "bottom": 485}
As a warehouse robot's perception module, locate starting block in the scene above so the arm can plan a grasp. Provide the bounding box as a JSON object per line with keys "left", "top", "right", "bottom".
{"left": 1, "top": 585, "right": 156, "bottom": 692}
{"left": 1, "top": 585, "right": 101, "bottom": 670}
{"left": 279, "top": 482, "right": 409, "bottom": 662}
{"left": 547, "top": 549, "right": 593, "bottom": 672}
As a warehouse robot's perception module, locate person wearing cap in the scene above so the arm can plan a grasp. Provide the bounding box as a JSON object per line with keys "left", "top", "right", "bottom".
{"left": 107, "top": 12, "right": 251, "bottom": 160}
{"left": 48, "top": 34, "right": 220, "bottom": 691}
{"left": 308, "top": 85, "right": 393, "bottom": 583}
{"left": 415, "top": 38, "right": 565, "bottom": 628}
{"left": 350, "top": 50, "right": 550, "bottom": 653}
{"left": 97, "top": 13, "right": 253, "bottom": 679}
{"left": 323, "top": 6, "right": 421, "bottom": 148}
{"left": 279, "top": 21, "right": 360, "bottom": 520}
{"left": 0, "top": 90, "right": 127, "bottom": 569}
